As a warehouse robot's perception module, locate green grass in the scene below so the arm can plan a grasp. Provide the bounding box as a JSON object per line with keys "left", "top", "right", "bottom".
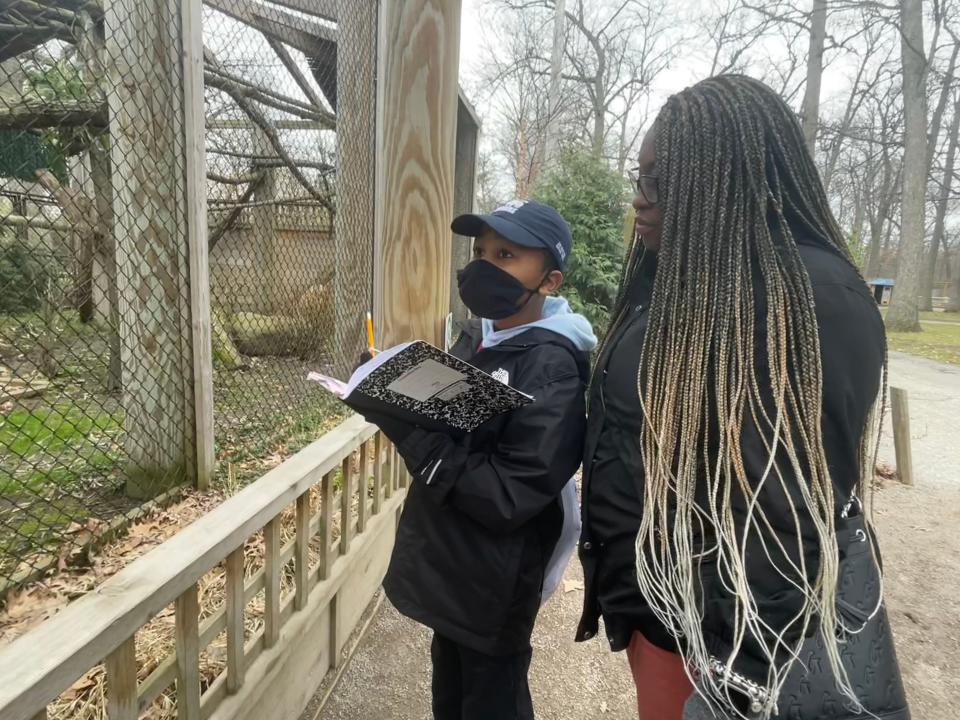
{"left": 0, "top": 403, "right": 123, "bottom": 494}
{"left": 921, "top": 310, "right": 960, "bottom": 323}
{"left": 887, "top": 322, "right": 960, "bottom": 366}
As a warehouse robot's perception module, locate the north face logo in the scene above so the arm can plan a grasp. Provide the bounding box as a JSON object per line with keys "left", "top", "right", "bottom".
{"left": 494, "top": 200, "right": 527, "bottom": 215}
{"left": 492, "top": 368, "right": 510, "bottom": 385}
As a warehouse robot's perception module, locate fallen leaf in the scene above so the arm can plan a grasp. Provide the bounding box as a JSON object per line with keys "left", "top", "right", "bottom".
{"left": 563, "top": 579, "right": 585, "bottom": 594}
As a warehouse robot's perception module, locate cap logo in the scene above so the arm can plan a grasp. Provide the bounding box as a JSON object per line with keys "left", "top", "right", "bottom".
{"left": 555, "top": 241, "right": 566, "bottom": 261}
{"left": 494, "top": 199, "right": 527, "bottom": 215}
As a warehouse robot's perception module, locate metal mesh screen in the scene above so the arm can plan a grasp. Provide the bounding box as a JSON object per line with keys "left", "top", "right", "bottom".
{"left": 0, "top": 0, "right": 377, "bottom": 593}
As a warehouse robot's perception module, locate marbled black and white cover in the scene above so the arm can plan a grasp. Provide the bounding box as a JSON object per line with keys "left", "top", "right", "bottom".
{"left": 350, "top": 341, "right": 532, "bottom": 432}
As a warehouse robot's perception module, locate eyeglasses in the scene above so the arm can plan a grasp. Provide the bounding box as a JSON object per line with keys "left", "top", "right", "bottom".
{"left": 628, "top": 168, "right": 659, "bottom": 206}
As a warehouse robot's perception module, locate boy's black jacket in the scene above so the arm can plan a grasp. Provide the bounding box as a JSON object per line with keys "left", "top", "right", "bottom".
{"left": 366, "top": 320, "right": 589, "bottom": 655}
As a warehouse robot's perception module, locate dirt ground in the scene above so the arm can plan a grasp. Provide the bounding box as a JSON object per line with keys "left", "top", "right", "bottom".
{"left": 316, "top": 351, "right": 960, "bottom": 720}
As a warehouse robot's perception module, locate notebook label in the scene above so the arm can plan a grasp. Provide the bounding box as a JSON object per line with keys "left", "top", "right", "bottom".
{"left": 387, "top": 358, "right": 467, "bottom": 402}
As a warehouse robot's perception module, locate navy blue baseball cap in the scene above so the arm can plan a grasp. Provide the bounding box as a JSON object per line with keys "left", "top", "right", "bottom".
{"left": 451, "top": 199, "right": 572, "bottom": 270}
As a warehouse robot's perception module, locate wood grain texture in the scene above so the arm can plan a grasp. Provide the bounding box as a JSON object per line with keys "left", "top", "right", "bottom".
{"left": 333, "top": 0, "right": 377, "bottom": 376}
{"left": 357, "top": 440, "right": 370, "bottom": 533}
{"left": 340, "top": 456, "right": 354, "bottom": 555}
{"left": 174, "top": 585, "right": 201, "bottom": 720}
{"left": 105, "top": 637, "right": 138, "bottom": 720}
{"left": 295, "top": 491, "right": 312, "bottom": 610}
{"left": 891, "top": 386, "right": 914, "bottom": 486}
{"left": 319, "top": 471, "right": 335, "bottom": 580}
{"left": 181, "top": 0, "right": 214, "bottom": 490}
{"left": 263, "top": 517, "right": 282, "bottom": 648}
{"left": 372, "top": 433, "right": 384, "bottom": 515}
{"left": 450, "top": 95, "right": 480, "bottom": 327}
{"left": 225, "top": 548, "right": 246, "bottom": 693}
{"left": 376, "top": 0, "right": 462, "bottom": 348}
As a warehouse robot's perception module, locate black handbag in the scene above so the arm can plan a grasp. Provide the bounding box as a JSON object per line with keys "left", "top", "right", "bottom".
{"left": 771, "top": 506, "right": 911, "bottom": 720}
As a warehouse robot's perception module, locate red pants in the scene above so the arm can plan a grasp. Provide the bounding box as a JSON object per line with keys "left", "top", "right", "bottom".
{"left": 627, "top": 631, "right": 694, "bottom": 720}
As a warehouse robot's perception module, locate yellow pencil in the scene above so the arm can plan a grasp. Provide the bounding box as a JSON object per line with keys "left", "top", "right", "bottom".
{"left": 366, "top": 311, "right": 376, "bottom": 354}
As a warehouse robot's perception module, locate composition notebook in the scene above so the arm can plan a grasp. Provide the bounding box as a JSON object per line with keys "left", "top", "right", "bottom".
{"left": 307, "top": 341, "right": 533, "bottom": 433}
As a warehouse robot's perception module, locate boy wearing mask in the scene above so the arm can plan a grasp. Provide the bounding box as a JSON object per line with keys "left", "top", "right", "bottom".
{"left": 361, "top": 200, "right": 596, "bottom": 720}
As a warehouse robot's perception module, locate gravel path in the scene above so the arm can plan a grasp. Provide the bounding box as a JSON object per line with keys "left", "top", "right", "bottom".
{"left": 315, "top": 350, "right": 960, "bottom": 720}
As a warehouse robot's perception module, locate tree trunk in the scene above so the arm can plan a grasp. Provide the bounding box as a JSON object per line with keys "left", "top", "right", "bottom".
{"left": 866, "top": 217, "right": 884, "bottom": 279}
{"left": 542, "top": 0, "right": 567, "bottom": 169}
{"left": 801, "top": 0, "right": 827, "bottom": 155}
{"left": 947, "top": 250, "right": 960, "bottom": 312}
{"left": 920, "top": 91, "right": 960, "bottom": 311}
{"left": 89, "top": 143, "right": 122, "bottom": 393}
{"left": 106, "top": 0, "right": 194, "bottom": 497}
{"left": 851, "top": 191, "right": 866, "bottom": 267}
{"left": 591, "top": 102, "right": 605, "bottom": 158}
{"left": 251, "top": 128, "right": 277, "bottom": 313}
{"left": 886, "top": 0, "right": 927, "bottom": 332}
{"left": 74, "top": 225, "right": 96, "bottom": 323}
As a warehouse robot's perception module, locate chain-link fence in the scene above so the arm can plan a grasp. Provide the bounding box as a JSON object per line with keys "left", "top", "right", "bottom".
{"left": 0, "top": 0, "right": 376, "bottom": 593}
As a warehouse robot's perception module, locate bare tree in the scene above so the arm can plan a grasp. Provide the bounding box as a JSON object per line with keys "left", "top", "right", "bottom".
{"left": 494, "top": 0, "right": 676, "bottom": 162}
{"left": 543, "top": 0, "right": 568, "bottom": 168}
{"left": 887, "top": 0, "right": 929, "bottom": 331}
{"left": 475, "top": 6, "right": 556, "bottom": 196}
{"left": 918, "top": 21, "right": 959, "bottom": 308}
{"left": 698, "top": 0, "right": 779, "bottom": 76}
{"left": 801, "top": 0, "right": 828, "bottom": 153}
{"left": 920, "top": 88, "right": 960, "bottom": 309}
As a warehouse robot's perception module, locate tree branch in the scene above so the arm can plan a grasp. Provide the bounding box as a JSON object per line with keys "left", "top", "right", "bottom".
{"left": 208, "top": 171, "right": 268, "bottom": 250}
{"left": 204, "top": 47, "right": 334, "bottom": 213}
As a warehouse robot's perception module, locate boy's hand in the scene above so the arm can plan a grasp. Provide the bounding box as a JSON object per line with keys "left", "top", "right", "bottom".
{"left": 360, "top": 408, "right": 417, "bottom": 447}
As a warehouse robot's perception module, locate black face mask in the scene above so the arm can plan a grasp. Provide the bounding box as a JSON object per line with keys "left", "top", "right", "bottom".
{"left": 457, "top": 260, "right": 546, "bottom": 320}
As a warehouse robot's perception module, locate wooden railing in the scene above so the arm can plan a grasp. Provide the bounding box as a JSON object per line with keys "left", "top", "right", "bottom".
{"left": 0, "top": 415, "right": 409, "bottom": 720}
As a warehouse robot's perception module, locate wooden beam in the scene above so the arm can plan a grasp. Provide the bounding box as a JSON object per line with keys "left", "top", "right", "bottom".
{"left": 207, "top": 118, "right": 331, "bottom": 131}
{"left": 265, "top": 36, "right": 326, "bottom": 111}
{"left": 450, "top": 97, "right": 480, "bottom": 327}
{"left": 318, "top": 471, "right": 334, "bottom": 581}
{"left": 891, "top": 386, "right": 914, "bottom": 486}
{"left": 340, "top": 456, "right": 354, "bottom": 556}
{"left": 105, "top": 637, "right": 138, "bottom": 720}
{"left": 375, "top": 0, "right": 462, "bottom": 348}
{"left": 225, "top": 548, "right": 246, "bottom": 693}
{"left": 333, "top": 0, "right": 377, "bottom": 376}
{"left": 174, "top": 585, "right": 202, "bottom": 720}
{"left": 105, "top": 0, "right": 195, "bottom": 498}
{"left": 263, "top": 518, "right": 281, "bottom": 648}
{"left": 182, "top": 0, "right": 215, "bottom": 491}
{"left": 0, "top": 101, "right": 107, "bottom": 129}
{"left": 263, "top": 0, "right": 337, "bottom": 21}
{"left": 295, "top": 491, "right": 311, "bottom": 611}
{"left": 204, "top": 0, "right": 335, "bottom": 56}
{"left": 372, "top": 433, "right": 383, "bottom": 515}
{"left": 357, "top": 440, "right": 370, "bottom": 533}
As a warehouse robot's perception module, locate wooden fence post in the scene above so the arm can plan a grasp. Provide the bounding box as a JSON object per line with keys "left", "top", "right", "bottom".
{"left": 375, "top": 0, "right": 463, "bottom": 348}
{"left": 106, "top": 0, "right": 211, "bottom": 496}
{"left": 334, "top": 0, "right": 378, "bottom": 376}
{"left": 181, "top": 0, "right": 215, "bottom": 491}
{"left": 890, "top": 386, "right": 914, "bottom": 486}
{"left": 105, "top": 637, "right": 138, "bottom": 720}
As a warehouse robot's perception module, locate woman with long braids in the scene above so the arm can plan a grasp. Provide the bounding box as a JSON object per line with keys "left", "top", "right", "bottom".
{"left": 576, "top": 75, "right": 910, "bottom": 720}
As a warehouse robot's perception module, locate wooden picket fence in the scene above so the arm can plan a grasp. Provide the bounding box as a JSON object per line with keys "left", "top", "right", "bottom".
{"left": 0, "top": 415, "right": 409, "bottom": 720}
